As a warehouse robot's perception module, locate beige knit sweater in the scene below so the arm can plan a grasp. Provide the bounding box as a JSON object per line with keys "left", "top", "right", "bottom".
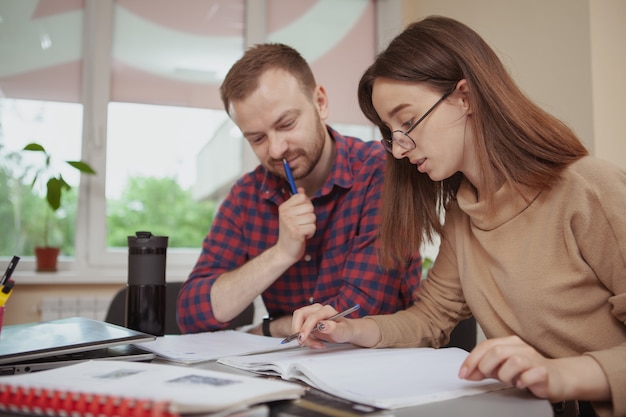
{"left": 369, "top": 156, "right": 626, "bottom": 417}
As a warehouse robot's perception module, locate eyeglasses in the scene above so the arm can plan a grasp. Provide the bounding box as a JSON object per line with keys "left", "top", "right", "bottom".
{"left": 381, "top": 84, "right": 457, "bottom": 153}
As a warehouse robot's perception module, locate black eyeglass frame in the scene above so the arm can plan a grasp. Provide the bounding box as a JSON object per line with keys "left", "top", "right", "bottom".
{"left": 381, "top": 84, "right": 458, "bottom": 153}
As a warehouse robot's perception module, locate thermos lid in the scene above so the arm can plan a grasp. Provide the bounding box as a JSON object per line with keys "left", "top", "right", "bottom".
{"left": 128, "top": 231, "right": 168, "bottom": 252}
{"left": 127, "top": 231, "right": 168, "bottom": 285}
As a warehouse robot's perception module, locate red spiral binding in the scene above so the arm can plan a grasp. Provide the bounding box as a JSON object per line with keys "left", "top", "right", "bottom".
{"left": 0, "top": 384, "right": 180, "bottom": 417}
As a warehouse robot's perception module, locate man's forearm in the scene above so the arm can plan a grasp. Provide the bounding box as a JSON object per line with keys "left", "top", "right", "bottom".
{"left": 211, "top": 244, "right": 295, "bottom": 322}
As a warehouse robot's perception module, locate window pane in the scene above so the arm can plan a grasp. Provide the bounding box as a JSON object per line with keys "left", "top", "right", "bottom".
{"left": 0, "top": 0, "right": 83, "bottom": 103}
{"left": 102, "top": 1, "right": 246, "bottom": 253}
{"left": 267, "top": 0, "right": 375, "bottom": 125}
{"left": 0, "top": 98, "right": 83, "bottom": 257}
{"left": 0, "top": 1, "right": 84, "bottom": 259}
{"left": 105, "top": 103, "right": 231, "bottom": 249}
{"left": 111, "top": 0, "right": 244, "bottom": 109}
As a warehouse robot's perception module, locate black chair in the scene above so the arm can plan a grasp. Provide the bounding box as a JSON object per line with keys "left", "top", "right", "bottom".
{"left": 104, "top": 281, "right": 255, "bottom": 334}
{"left": 445, "top": 316, "right": 477, "bottom": 352}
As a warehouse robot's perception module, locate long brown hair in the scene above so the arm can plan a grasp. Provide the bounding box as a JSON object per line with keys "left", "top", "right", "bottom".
{"left": 358, "top": 16, "right": 588, "bottom": 268}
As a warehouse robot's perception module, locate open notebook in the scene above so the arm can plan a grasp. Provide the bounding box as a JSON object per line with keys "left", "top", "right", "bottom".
{"left": 218, "top": 345, "right": 508, "bottom": 409}
{"left": 0, "top": 317, "right": 156, "bottom": 375}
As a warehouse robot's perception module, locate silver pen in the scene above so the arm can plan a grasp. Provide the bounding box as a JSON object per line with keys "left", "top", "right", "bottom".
{"left": 281, "top": 304, "right": 360, "bottom": 344}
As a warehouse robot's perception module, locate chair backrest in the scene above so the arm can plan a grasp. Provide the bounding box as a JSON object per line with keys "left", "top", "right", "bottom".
{"left": 104, "top": 282, "right": 255, "bottom": 334}
{"left": 445, "top": 316, "right": 477, "bottom": 352}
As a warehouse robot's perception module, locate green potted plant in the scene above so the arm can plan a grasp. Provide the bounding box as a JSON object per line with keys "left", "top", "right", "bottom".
{"left": 22, "top": 143, "right": 96, "bottom": 272}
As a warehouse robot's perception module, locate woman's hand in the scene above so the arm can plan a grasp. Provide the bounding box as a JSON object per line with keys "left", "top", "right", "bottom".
{"left": 459, "top": 335, "right": 610, "bottom": 403}
{"left": 291, "top": 303, "right": 382, "bottom": 349}
{"left": 291, "top": 304, "right": 344, "bottom": 348}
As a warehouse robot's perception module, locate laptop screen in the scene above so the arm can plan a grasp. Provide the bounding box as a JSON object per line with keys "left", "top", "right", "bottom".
{"left": 0, "top": 316, "right": 156, "bottom": 365}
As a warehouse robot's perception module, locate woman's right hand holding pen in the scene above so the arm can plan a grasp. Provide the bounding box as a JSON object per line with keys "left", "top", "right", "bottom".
{"left": 292, "top": 303, "right": 382, "bottom": 349}
{"left": 292, "top": 304, "right": 347, "bottom": 349}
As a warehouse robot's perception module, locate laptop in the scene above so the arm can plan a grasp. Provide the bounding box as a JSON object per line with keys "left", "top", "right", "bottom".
{"left": 0, "top": 316, "right": 156, "bottom": 375}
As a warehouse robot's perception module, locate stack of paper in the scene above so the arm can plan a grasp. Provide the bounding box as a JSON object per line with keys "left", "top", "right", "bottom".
{"left": 134, "top": 330, "right": 298, "bottom": 364}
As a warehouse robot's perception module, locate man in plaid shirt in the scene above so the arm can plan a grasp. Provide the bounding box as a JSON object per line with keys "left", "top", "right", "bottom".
{"left": 176, "top": 43, "right": 421, "bottom": 337}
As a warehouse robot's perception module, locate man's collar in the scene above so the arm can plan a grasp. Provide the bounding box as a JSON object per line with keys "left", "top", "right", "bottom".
{"left": 318, "top": 126, "right": 353, "bottom": 195}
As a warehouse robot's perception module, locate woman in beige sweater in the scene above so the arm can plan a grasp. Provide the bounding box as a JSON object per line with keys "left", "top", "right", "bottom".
{"left": 292, "top": 16, "right": 626, "bottom": 417}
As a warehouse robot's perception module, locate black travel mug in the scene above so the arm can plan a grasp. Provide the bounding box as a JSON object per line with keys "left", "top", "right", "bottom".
{"left": 126, "top": 231, "right": 168, "bottom": 336}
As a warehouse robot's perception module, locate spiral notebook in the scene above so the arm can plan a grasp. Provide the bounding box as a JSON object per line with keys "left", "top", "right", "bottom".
{"left": 0, "top": 359, "right": 305, "bottom": 417}
{"left": 0, "top": 317, "right": 156, "bottom": 375}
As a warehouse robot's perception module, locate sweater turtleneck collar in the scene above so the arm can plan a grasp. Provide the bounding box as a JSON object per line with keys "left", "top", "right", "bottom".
{"left": 456, "top": 179, "right": 542, "bottom": 230}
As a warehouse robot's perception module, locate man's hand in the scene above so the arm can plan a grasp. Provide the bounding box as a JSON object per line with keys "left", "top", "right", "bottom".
{"left": 277, "top": 188, "right": 315, "bottom": 263}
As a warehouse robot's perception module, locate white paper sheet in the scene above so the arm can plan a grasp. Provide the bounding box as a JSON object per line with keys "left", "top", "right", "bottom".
{"left": 134, "top": 330, "right": 298, "bottom": 363}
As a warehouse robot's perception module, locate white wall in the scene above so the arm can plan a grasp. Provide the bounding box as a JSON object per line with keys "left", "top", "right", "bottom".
{"left": 589, "top": 0, "right": 626, "bottom": 168}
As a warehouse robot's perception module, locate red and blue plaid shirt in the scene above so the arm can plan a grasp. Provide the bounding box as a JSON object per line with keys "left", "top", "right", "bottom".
{"left": 177, "top": 127, "right": 421, "bottom": 333}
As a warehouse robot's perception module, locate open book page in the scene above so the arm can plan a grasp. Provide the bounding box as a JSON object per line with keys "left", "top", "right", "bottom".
{"left": 218, "top": 346, "right": 508, "bottom": 409}
{"left": 218, "top": 344, "right": 355, "bottom": 383}
{"left": 0, "top": 359, "right": 304, "bottom": 415}
{"left": 134, "top": 330, "right": 298, "bottom": 363}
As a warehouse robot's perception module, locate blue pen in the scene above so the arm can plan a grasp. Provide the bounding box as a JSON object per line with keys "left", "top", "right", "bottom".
{"left": 282, "top": 159, "right": 298, "bottom": 195}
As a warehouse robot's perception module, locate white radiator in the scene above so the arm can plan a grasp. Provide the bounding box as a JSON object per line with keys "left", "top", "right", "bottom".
{"left": 39, "top": 296, "right": 112, "bottom": 322}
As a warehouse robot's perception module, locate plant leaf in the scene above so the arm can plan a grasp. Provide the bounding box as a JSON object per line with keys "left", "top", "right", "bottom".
{"left": 23, "top": 143, "right": 46, "bottom": 152}
{"left": 66, "top": 160, "right": 96, "bottom": 174}
{"left": 46, "top": 177, "right": 63, "bottom": 211}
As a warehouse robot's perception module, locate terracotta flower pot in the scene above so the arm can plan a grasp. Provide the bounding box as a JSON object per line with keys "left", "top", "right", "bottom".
{"left": 35, "top": 247, "right": 60, "bottom": 272}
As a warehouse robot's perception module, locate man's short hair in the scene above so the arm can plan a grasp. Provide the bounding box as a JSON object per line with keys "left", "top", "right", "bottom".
{"left": 220, "top": 43, "right": 317, "bottom": 113}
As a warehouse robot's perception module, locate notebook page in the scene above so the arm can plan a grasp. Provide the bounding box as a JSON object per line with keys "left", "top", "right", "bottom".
{"left": 219, "top": 346, "right": 507, "bottom": 409}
